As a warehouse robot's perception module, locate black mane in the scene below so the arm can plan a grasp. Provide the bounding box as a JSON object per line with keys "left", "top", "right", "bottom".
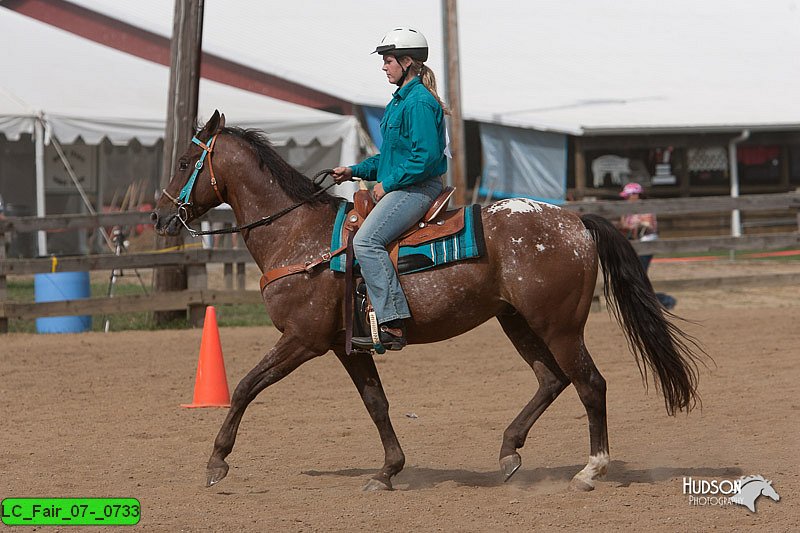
{"left": 219, "top": 126, "right": 339, "bottom": 207}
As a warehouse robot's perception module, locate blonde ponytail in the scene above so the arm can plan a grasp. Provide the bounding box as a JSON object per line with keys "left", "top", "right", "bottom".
{"left": 415, "top": 62, "right": 450, "bottom": 115}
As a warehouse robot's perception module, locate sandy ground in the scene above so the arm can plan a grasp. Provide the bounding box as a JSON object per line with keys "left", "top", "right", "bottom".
{"left": 1, "top": 261, "right": 799, "bottom": 532}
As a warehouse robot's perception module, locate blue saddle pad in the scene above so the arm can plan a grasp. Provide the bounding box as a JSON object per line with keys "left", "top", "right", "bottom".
{"left": 329, "top": 202, "right": 485, "bottom": 275}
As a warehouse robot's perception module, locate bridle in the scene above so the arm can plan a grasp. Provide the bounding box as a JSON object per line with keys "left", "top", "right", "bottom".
{"left": 161, "top": 132, "right": 337, "bottom": 238}
{"left": 161, "top": 133, "right": 223, "bottom": 230}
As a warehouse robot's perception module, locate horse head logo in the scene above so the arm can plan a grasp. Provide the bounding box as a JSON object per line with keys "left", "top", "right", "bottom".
{"left": 731, "top": 475, "right": 780, "bottom": 513}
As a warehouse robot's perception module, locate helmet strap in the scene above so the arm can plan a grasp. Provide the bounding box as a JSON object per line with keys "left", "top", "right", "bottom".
{"left": 396, "top": 66, "right": 409, "bottom": 86}
{"left": 393, "top": 56, "right": 415, "bottom": 86}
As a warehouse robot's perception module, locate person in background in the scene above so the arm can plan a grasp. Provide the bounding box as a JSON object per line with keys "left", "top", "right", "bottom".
{"left": 332, "top": 27, "right": 447, "bottom": 351}
{"left": 618, "top": 182, "right": 677, "bottom": 310}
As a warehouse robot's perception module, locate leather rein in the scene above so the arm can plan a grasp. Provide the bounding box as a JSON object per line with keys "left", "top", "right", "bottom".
{"left": 161, "top": 132, "right": 336, "bottom": 238}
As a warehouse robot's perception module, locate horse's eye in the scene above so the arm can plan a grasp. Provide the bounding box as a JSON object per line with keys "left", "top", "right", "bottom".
{"left": 179, "top": 160, "right": 189, "bottom": 171}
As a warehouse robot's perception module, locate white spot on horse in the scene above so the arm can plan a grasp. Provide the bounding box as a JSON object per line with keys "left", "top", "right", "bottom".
{"left": 573, "top": 452, "right": 610, "bottom": 488}
{"left": 488, "top": 198, "right": 559, "bottom": 216}
{"left": 536, "top": 244, "right": 546, "bottom": 252}
{"left": 511, "top": 237, "right": 523, "bottom": 245}
{"left": 517, "top": 276, "right": 523, "bottom": 281}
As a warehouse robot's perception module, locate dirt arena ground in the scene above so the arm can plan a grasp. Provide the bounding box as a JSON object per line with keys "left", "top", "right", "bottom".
{"left": 2, "top": 261, "right": 798, "bottom": 532}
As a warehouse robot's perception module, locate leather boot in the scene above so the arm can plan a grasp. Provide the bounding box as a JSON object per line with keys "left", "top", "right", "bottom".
{"left": 351, "top": 319, "right": 407, "bottom": 351}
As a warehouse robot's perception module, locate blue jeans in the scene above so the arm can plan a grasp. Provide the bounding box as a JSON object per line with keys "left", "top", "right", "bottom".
{"left": 353, "top": 178, "right": 444, "bottom": 324}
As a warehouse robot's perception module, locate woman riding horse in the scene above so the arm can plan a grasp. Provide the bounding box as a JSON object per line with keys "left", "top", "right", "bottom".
{"left": 332, "top": 27, "right": 448, "bottom": 351}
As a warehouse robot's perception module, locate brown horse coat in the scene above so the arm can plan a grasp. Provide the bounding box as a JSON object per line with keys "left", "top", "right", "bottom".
{"left": 153, "top": 111, "right": 704, "bottom": 491}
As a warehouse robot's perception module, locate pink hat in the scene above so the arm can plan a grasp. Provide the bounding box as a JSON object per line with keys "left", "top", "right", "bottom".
{"left": 620, "top": 183, "right": 643, "bottom": 198}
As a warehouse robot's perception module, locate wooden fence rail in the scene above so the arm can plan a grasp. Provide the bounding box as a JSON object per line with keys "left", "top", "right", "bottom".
{"left": 566, "top": 191, "right": 800, "bottom": 217}
{"left": 1, "top": 193, "right": 798, "bottom": 333}
{"left": 0, "top": 249, "right": 250, "bottom": 276}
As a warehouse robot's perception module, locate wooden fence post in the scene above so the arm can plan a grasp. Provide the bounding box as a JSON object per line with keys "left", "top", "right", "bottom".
{"left": 236, "top": 262, "right": 246, "bottom": 290}
{"left": 235, "top": 234, "right": 245, "bottom": 290}
{"left": 223, "top": 263, "right": 233, "bottom": 290}
{"left": 0, "top": 227, "right": 8, "bottom": 333}
{"left": 186, "top": 263, "right": 207, "bottom": 327}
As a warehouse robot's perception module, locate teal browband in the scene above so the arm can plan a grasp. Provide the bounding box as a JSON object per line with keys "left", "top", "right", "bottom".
{"left": 177, "top": 135, "right": 215, "bottom": 204}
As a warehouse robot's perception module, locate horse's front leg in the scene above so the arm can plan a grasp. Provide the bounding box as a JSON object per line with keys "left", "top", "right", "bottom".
{"left": 334, "top": 349, "right": 405, "bottom": 491}
{"left": 206, "top": 334, "right": 325, "bottom": 487}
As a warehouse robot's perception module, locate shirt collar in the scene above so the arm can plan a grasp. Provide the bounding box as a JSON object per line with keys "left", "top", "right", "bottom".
{"left": 393, "top": 76, "right": 421, "bottom": 101}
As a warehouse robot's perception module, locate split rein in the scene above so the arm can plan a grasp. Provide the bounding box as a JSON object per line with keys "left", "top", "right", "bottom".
{"left": 161, "top": 133, "right": 337, "bottom": 238}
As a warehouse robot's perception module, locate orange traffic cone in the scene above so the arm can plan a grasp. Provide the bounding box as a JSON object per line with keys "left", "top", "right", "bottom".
{"left": 182, "top": 306, "right": 231, "bottom": 408}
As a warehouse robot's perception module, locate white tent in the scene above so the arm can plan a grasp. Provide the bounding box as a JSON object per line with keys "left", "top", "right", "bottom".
{"left": 65, "top": 0, "right": 800, "bottom": 133}
{"left": 9, "top": 1, "right": 800, "bottom": 205}
{"left": 58, "top": 0, "right": 800, "bottom": 203}
{"left": 0, "top": 9, "right": 369, "bottom": 254}
{"left": 0, "top": 9, "right": 364, "bottom": 156}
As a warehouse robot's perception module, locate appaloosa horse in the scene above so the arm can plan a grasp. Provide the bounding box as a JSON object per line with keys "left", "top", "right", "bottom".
{"left": 152, "top": 111, "right": 704, "bottom": 492}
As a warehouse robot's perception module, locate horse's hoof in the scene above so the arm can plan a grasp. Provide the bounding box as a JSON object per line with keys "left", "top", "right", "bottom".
{"left": 206, "top": 458, "right": 229, "bottom": 487}
{"left": 363, "top": 477, "right": 393, "bottom": 492}
{"left": 500, "top": 453, "right": 522, "bottom": 482}
{"left": 569, "top": 477, "right": 595, "bottom": 492}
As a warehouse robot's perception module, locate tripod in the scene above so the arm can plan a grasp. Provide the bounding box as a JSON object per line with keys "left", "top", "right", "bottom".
{"left": 103, "top": 227, "right": 149, "bottom": 332}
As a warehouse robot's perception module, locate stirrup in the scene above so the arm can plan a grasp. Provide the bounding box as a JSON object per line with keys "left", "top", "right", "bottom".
{"left": 351, "top": 325, "right": 406, "bottom": 352}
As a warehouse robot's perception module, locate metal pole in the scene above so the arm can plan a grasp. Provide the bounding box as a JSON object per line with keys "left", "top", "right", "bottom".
{"left": 441, "top": 0, "right": 467, "bottom": 205}
{"left": 728, "top": 129, "right": 749, "bottom": 261}
{"left": 34, "top": 116, "right": 47, "bottom": 256}
{"left": 728, "top": 129, "right": 750, "bottom": 238}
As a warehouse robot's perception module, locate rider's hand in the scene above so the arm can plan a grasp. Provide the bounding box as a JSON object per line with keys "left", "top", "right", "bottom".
{"left": 331, "top": 166, "right": 352, "bottom": 184}
{"left": 373, "top": 182, "right": 386, "bottom": 201}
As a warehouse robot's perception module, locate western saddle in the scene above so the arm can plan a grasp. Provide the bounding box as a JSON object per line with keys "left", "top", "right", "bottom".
{"left": 260, "top": 181, "right": 462, "bottom": 354}
{"left": 260, "top": 182, "right": 461, "bottom": 290}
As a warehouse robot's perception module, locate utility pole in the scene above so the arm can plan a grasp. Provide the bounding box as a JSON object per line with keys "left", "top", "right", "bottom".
{"left": 154, "top": 0, "right": 204, "bottom": 324}
{"left": 442, "top": 0, "right": 467, "bottom": 205}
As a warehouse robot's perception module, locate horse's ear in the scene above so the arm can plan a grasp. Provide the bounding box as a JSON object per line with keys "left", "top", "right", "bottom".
{"left": 202, "top": 110, "right": 221, "bottom": 136}
{"left": 217, "top": 113, "right": 226, "bottom": 132}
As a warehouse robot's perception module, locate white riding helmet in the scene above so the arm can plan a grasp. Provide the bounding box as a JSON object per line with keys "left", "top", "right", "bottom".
{"left": 373, "top": 27, "right": 428, "bottom": 62}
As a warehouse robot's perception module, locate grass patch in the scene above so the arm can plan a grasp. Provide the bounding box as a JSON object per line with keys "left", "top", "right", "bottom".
{"left": 5, "top": 279, "right": 271, "bottom": 333}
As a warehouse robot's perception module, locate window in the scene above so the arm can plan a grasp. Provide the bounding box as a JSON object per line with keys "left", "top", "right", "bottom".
{"left": 688, "top": 146, "right": 728, "bottom": 186}
{"left": 738, "top": 145, "right": 781, "bottom": 184}
{"left": 787, "top": 145, "right": 800, "bottom": 184}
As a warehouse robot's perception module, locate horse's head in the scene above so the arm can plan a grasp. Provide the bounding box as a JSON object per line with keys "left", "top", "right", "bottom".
{"left": 152, "top": 110, "right": 227, "bottom": 236}
{"left": 761, "top": 480, "right": 780, "bottom": 502}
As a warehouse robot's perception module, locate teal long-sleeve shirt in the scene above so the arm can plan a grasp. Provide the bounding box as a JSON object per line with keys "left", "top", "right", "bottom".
{"left": 350, "top": 76, "right": 447, "bottom": 193}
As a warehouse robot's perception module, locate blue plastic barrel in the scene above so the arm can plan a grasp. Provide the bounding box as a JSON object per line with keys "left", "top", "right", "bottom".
{"left": 34, "top": 272, "right": 92, "bottom": 333}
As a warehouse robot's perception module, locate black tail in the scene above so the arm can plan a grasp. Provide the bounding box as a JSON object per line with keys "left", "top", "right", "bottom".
{"left": 581, "top": 214, "right": 706, "bottom": 415}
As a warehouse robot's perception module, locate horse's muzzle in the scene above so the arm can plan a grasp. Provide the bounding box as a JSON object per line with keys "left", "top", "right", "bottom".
{"left": 151, "top": 209, "right": 183, "bottom": 236}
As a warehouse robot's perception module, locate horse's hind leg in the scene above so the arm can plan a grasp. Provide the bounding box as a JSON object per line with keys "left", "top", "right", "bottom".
{"left": 206, "top": 335, "right": 324, "bottom": 487}
{"left": 497, "top": 314, "right": 570, "bottom": 481}
{"left": 546, "top": 334, "right": 609, "bottom": 491}
{"left": 334, "top": 348, "right": 405, "bottom": 491}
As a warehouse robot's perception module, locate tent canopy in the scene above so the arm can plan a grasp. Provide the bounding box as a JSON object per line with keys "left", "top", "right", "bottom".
{"left": 65, "top": 0, "right": 800, "bottom": 134}
{"left": 0, "top": 9, "right": 364, "bottom": 164}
